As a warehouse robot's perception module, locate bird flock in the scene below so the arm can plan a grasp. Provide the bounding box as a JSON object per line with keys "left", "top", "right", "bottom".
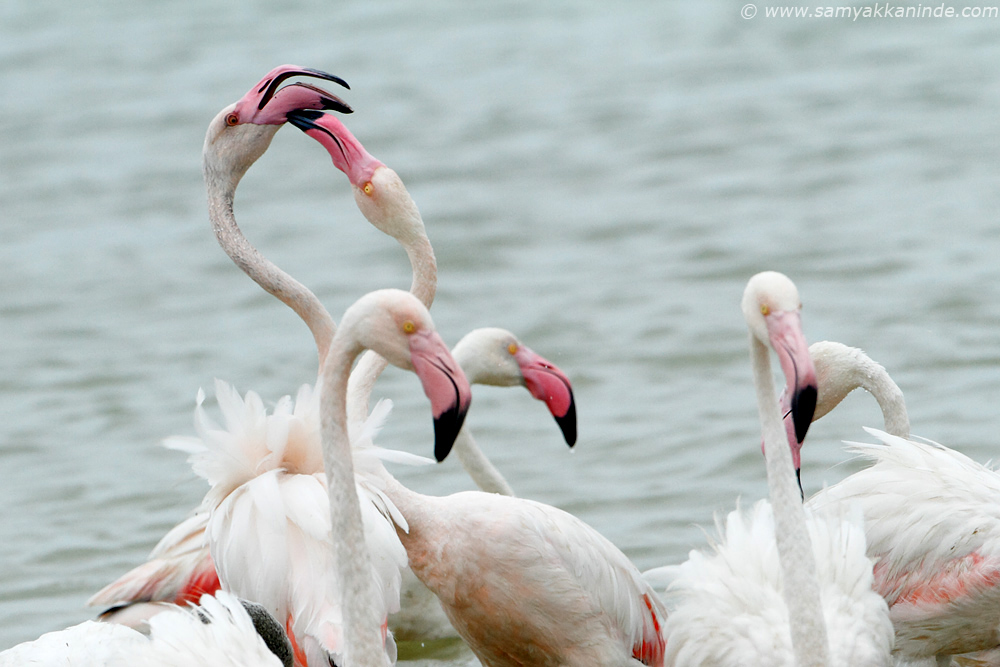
{"left": 4, "top": 66, "right": 1000, "bottom": 667}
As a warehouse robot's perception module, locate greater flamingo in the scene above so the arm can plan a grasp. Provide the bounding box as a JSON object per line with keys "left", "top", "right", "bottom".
{"left": 390, "top": 327, "right": 577, "bottom": 641}
{"left": 0, "top": 591, "right": 293, "bottom": 667}
{"left": 311, "top": 288, "right": 472, "bottom": 665}
{"left": 88, "top": 65, "right": 358, "bottom": 619}
{"left": 651, "top": 272, "right": 893, "bottom": 667}
{"left": 794, "top": 344, "right": 1000, "bottom": 666}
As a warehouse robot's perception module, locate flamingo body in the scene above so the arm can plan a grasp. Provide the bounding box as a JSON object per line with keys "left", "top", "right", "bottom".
{"left": 661, "top": 500, "right": 893, "bottom": 667}
{"left": 810, "top": 428, "right": 1000, "bottom": 660}
{"left": 384, "top": 481, "right": 666, "bottom": 667}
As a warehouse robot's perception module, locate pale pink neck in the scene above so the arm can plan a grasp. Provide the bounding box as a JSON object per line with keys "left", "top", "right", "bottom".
{"left": 205, "top": 175, "right": 335, "bottom": 366}
{"left": 319, "top": 334, "right": 391, "bottom": 665}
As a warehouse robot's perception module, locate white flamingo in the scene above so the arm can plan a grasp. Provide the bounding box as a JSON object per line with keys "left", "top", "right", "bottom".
{"left": 798, "top": 344, "right": 1000, "bottom": 666}
{"left": 0, "top": 591, "right": 293, "bottom": 667}
{"left": 310, "top": 288, "right": 472, "bottom": 666}
{"left": 389, "top": 326, "right": 577, "bottom": 641}
{"left": 650, "top": 272, "right": 893, "bottom": 667}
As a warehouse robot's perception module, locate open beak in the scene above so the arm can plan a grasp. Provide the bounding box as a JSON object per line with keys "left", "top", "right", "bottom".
{"left": 248, "top": 65, "right": 349, "bottom": 111}
{"left": 407, "top": 330, "right": 473, "bottom": 462}
{"left": 233, "top": 66, "right": 353, "bottom": 125}
{"left": 514, "top": 346, "right": 577, "bottom": 447}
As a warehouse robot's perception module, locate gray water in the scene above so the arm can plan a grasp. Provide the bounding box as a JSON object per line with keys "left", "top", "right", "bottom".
{"left": 2, "top": 1, "right": 999, "bottom": 663}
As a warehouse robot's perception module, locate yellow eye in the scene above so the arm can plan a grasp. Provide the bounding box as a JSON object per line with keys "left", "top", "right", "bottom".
{"left": 403, "top": 320, "right": 416, "bottom": 334}
{"left": 225, "top": 113, "right": 239, "bottom": 126}
{"left": 760, "top": 304, "right": 770, "bottom": 316}
{"left": 507, "top": 343, "right": 518, "bottom": 355}
{"left": 363, "top": 182, "right": 374, "bottom": 196}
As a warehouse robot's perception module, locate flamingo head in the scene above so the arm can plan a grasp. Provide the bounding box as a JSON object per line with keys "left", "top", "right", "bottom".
{"left": 742, "top": 272, "right": 818, "bottom": 479}
{"left": 338, "top": 289, "right": 473, "bottom": 462}
{"left": 203, "top": 67, "right": 352, "bottom": 189}
{"left": 452, "top": 328, "right": 577, "bottom": 447}
{"left": 284, "top": 110, "right": 427, "bottom": 241}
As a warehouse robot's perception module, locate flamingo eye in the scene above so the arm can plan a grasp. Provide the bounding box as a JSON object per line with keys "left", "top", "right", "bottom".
{"left": 507, "top": 343, "right": 518, "bottom": 355}
{"left": 403, "top": 320, "right": 416, "bottom": 334}
{"left": 760, "top": 304, "right": 770, "bottom": 316}
{"left": 225, "top": 113, "right": 239, "bottom": 126}
{"left": 363, "top": 182, "right": 374, "bottom": 196}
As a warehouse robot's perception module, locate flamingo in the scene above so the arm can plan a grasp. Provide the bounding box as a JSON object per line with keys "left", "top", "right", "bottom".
{"left": 0, "top": 591, "right": 293, "bottom": 667}
{"left": 310, "top": 288, "right": 472, "bottom": 665}
{"left": 797, "top": 345, "right": 1000, "bottom": 665}
{"left": 88, "top": 65, "right": 357, "bottom": 618}
{"left": 650, "top": 272, "right": 893, "bottom": 667}
{"left": 390, "top": 326, "right": 577, "bottom": 641}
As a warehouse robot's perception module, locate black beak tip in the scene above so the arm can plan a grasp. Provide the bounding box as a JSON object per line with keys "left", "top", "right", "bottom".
{"left": 554, "top": 397, "right": 577, "bottom": 448}
{"left": 323, "top": 97, "right": 354, "bottom": 115}
{"left": 304, "top": 67, "right": 350, "bottom": 90}
{"left": 433, "top": 405, "right": 468, "bottom": 463}
{"left": 791, "top": 384, "right": 818, "bottom": 445}
{"left": 796, "top": 467, "right": 805, "bottom": 502}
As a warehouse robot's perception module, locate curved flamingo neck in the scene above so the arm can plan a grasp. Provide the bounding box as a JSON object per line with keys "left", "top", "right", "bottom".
{"left": 453, "top": 428, "right": 516, "bottom": 497}
{"left": 346, "top": 225, "right": 437, "bottom": 426}
{"left": 204, "top": 167, "right": 336, "bottom": 367}
{"left": 750, "top": 335, "right": 830, "bottom": 667}
{"left": 811, "top": 341, "right": 910, "bottom": 438}
{"left": 319, "top": 333, "right": 389, "bottom": 665}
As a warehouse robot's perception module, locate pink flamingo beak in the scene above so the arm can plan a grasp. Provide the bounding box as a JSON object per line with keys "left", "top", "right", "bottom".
{"left": 762, "top": 309, "right": 817, "bottom": 495}
{"left": 407, "top": 330, "right": 473, "bottom": 462}
{"left": 513, "top": 346, "right": 577, "bottom": 447}
{"left": 231, "top": 65, "right": 353, "bottom": 125}
{"left": 284, "top": 109, "right": 384, "bottom": 187}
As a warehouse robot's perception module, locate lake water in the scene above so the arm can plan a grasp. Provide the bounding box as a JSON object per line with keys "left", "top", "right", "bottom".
{"left": 2, "top": 1, "right": 999, "bottom": 663}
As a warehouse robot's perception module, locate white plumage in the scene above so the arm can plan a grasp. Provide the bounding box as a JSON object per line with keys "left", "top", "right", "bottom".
{"left": 164, "top": 381, "right": 424, "bottom": 666}
{"left": 0, "top": 592, "right": 288, "bottom": 667}
{"left": 660, "top": 500, "right": 893, "bottom": 666}
{"left": 809, "top": 428, "right": 1000, "bottom": 662}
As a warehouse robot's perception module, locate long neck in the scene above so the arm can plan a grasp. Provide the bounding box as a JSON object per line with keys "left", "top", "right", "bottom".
{"left": 813, "top": 342, "right": 910, "bottom": 438}
{"left": 205, "top": 175, "right": 336, "bottom": 366}
{"left": 454, "top": 427, "right": 516, "bottom": 497}
{"left": 346, "top": 231, "right": 437, "bottom": 425}
{"left": 319, "top": 337, "right": 388, "bottom": 666}
{"left": 751, "top": 335, "right": 830, "bottom": 667}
